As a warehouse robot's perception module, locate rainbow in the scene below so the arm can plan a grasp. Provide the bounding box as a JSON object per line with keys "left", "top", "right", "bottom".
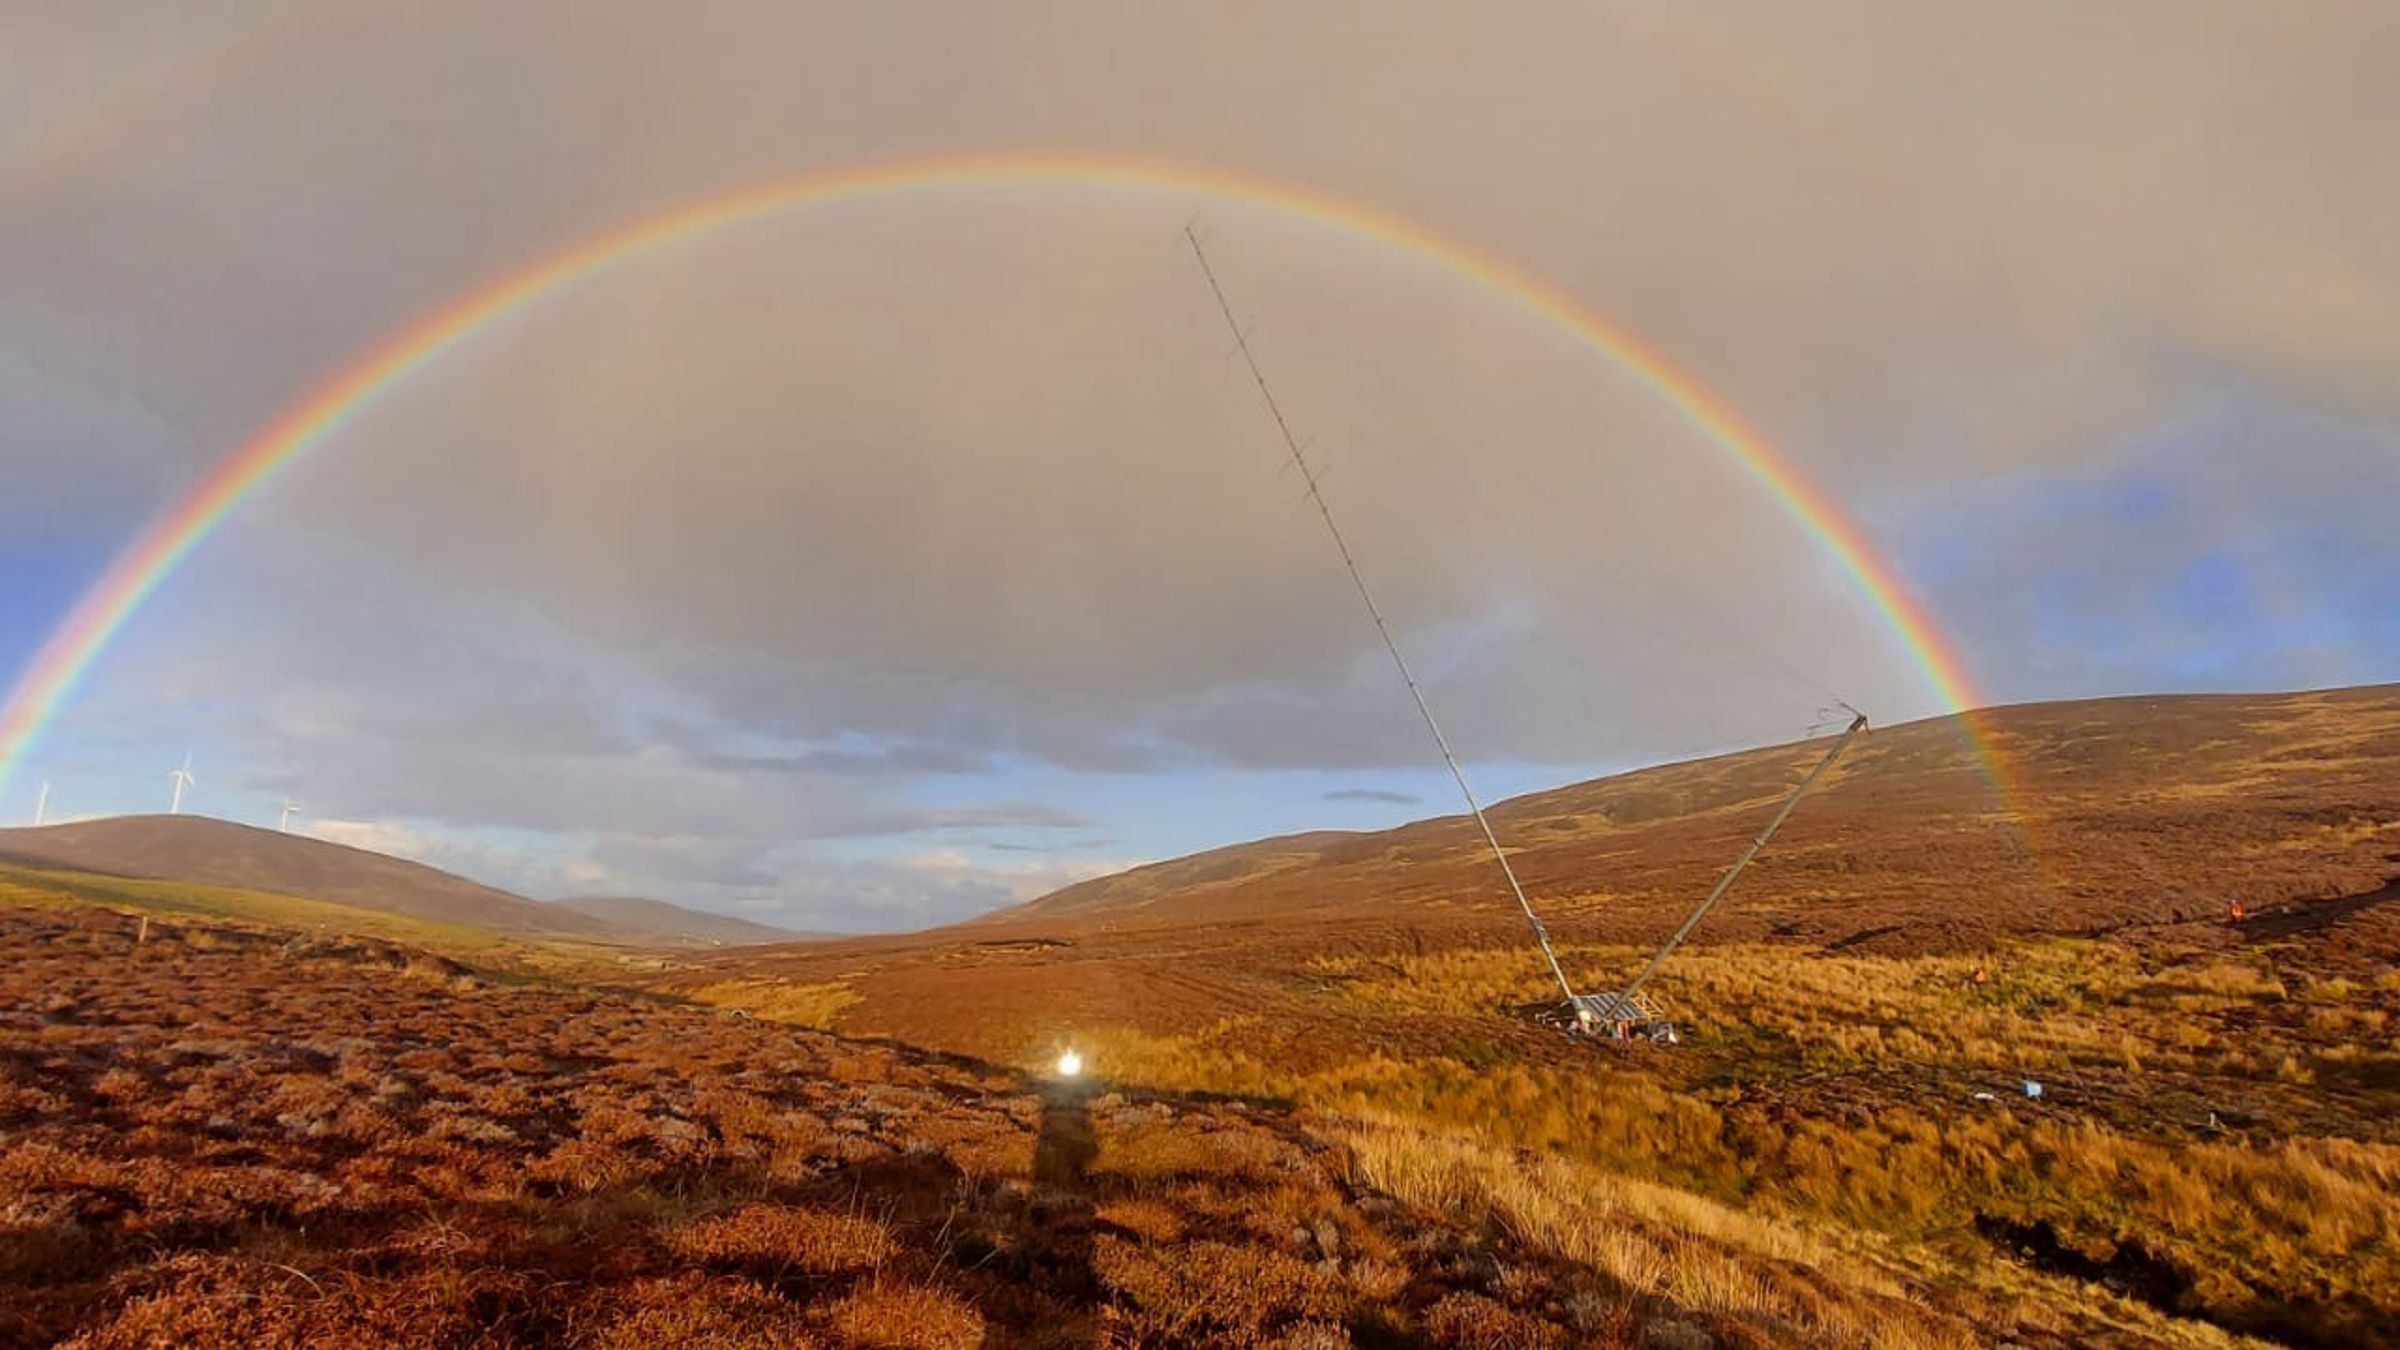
{"left": 0, "top": 153, "right": 2005, "bottom": 809}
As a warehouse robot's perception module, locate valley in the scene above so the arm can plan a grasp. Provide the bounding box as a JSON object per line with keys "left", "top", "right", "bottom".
{"left": 4, "top": 686, "right": 2397, "bottom": 1346}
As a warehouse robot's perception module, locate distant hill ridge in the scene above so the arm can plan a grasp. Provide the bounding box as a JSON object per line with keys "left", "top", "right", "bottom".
{"left": 988, "top": 684, "right": 2400, "bottom": 942}
{"left": 553, "top": 894, "right": 803, "bottom": 946}
{"left": 0, "top": 815, "right": 633, "bottom": 941}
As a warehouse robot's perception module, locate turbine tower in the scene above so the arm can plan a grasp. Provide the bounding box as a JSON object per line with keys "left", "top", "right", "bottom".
{"left": 167, "top": 755, "right": 195, "bottom": 815}
{"left": 278, "top": 798, "right": 300, "bottom": 832}
{"left": 32, "top": 781, "right": 49, "bottom": 828}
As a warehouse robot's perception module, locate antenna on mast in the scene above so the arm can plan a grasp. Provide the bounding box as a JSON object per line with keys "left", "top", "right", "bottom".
{"left": 1184, "top": 226, "right": 1581, "bottom": 1007}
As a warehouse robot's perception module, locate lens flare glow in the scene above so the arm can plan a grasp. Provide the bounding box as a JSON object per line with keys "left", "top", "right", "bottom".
{"left": 1056, "top": 1050, "right": 1084, "bottom": 1078}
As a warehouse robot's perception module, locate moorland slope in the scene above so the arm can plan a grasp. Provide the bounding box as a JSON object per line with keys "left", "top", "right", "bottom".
{"left": 998, "top": 685, "right": 2400, "bottom": 952}
{"left": 553, "top": 895, "right": 802, "bottom": 947}
{"left": 1, "top": 899, "right": 2252, "bottom": 1348}
{"left": 0, "top": 816, "right": 623, "bottom": 941}
{"left": 654, "top": 685, "right": 2400, "bottom": 1345}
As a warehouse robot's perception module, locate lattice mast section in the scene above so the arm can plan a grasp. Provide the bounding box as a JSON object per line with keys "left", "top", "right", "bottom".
{"left": 1183, "top": 227, "right": 1580, "bottom": 1005}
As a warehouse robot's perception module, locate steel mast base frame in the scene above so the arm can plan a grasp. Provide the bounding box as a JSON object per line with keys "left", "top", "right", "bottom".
{"left": 1529, "top": 991, "right": 1680, "bottom": 1044}
{"left": 1549, "top": 712, "right": 1870, "bottom": 1049}
{"left": 1572, "top": 990, "right": 1680, "bottom": 1043}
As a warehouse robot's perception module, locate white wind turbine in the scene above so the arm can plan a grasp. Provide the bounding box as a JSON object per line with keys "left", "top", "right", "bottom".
{"left": 32, "top": 781, "right": 50, "bottom": 827}
{"left": 278, "top": 798, "right": 300, "bottom": 832}
{"left": 167, "top": 755, "right": 196, "bottom": 815}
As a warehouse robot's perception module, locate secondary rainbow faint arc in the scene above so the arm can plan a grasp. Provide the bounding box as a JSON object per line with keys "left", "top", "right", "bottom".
{"left": 0, "top": 153, "right": 2002, "bottom": 804}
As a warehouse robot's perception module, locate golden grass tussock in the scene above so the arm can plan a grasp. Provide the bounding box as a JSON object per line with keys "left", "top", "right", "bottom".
{"left": 685, "top": 976, "right": 862, "bottom": 1029}
{"left": 666, "top": 1204, "right": 897, "bottom": 1277}
{"left": 1341, "top": 1116, "right": 1968, "bottom": 1349}
{"left": 1094, "top": 1235, "right": 1344, "bottom": 1344}
{"left": 1095, "top": 1194, "right": 1189, "bottom": 1243}
{"left": 1420, "top": 1291, "right": 1573, "bottom": 1349}
{"left": 573, "top": 1274, "right": 825, "bottom": 1349}
{"left": 1035, "top": 964, "right": 2398, "bottom": 1336}
{"left": 822, "top": 1279, "right": 985, "bottom": 1349}
{"left": 1098, "top": 1117, "right": 1287, "bottom": 1185}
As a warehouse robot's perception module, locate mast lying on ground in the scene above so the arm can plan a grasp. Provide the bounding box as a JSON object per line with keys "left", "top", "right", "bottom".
{"left": 1184, "top": 227, "right": 1867, "bottom": 1042}
{"left": 1184, "top": 227, "right": 1578, "bottom": 1008}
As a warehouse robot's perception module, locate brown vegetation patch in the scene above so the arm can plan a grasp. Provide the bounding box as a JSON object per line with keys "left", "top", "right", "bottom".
{"left": 19, "top": 687, "right": 2400, "bottom": 1350}
{"left": 667, "top": 1205, "right": 897, "bottom": 1278}
{"left": 9, "top": 903, "right": 2037, "bottom": 1348}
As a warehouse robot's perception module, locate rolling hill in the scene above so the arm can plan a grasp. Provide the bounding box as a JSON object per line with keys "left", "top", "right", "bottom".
{"left": 7, "top": 686, "right": 2396, "bottom": 1343}
{"left": 990, "top": 683, "right": 2400, "bottom": 951}
{"left": 674, "top": 682, "right": 2400, "bottom": 1077}
{"left": 0, "top": 901, "right": 2255, "bottom": 1348}
{"left": 647, "top": 685, "right": 2400, "bottom": 1344}
{"left": 553, "top": 894, "right": 804, "bottom": 946}
{"left": 0, "top": 814, "right": 630, "bottom": 942}
{"left": 676, "top": 686, "right": 2400, "bottom": 1062}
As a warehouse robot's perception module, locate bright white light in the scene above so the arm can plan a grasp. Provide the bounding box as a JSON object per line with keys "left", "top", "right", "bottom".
{"left": 1056, "top": 1050, "right": 1083, "bottom": 1078}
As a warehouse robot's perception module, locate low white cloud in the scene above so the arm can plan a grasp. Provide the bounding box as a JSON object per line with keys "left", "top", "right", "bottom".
{"left": 887, "top": 848, "right": 1139, "bottom": 905}
{"left": 541, "top": 835, "right": 1144, "bottom": 933}
{"left": 304, "top": 817, "right": 444, "bottom": 863}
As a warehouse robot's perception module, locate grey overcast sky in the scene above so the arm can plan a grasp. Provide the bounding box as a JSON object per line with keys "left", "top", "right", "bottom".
{"left": 2, "top": 2, "right": 2393, "bottom": 929}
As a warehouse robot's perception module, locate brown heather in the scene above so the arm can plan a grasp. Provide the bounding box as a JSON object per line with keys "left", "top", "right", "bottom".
{"left": 640, "top": 686, "right": 2400, "bottom": 1348}
{"left": 7, "top": 687, "right": 2398, "bottom": 1346}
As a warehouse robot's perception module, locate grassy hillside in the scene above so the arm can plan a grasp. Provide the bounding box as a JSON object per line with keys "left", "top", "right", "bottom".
{"left": 659, "top": 686, "right": 2400, "bottom": 1345}
{"left": 6, "top": 686, "right": 2392, "bottom": 1342}
{"left": 0, "top": 815, "right": 631, "bottom": 942}
{"left": 553, "top": 895, "right": 803, "bottom": 947}
{"left": 0, "top": 865, "right": 647, "bottom": 981}
{"left": 1, "top": 904, "right": 2257, "bottom": 1348}
{"left": 998, "top": 685, "right": 2400, "bottom": 951}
